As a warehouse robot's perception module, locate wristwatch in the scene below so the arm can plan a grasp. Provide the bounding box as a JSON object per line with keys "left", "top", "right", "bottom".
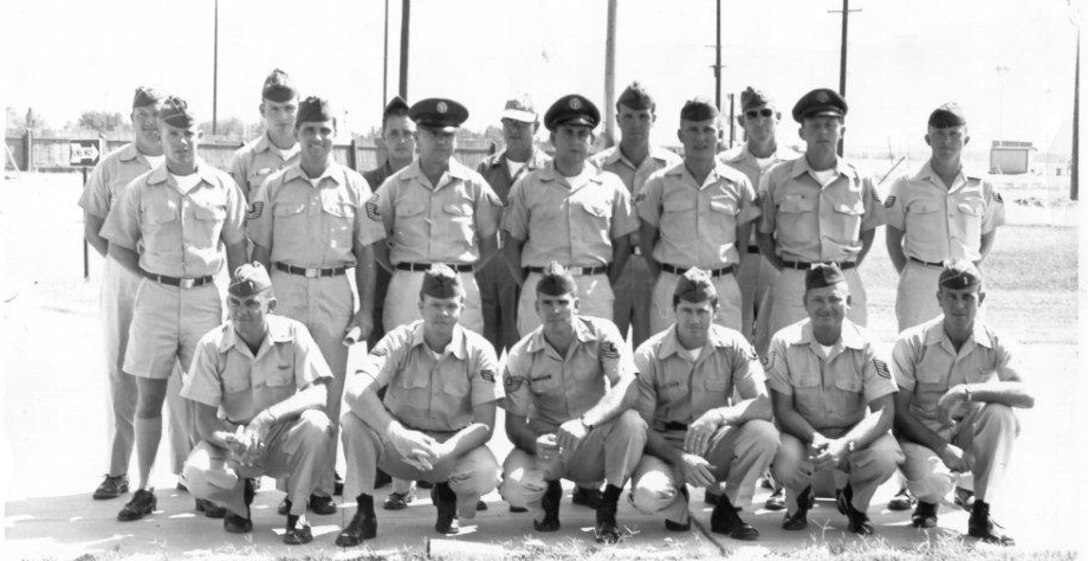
{"left": 963, "top": 386, "right": 972, "bottom": 402}
{"left": 580, "top": 416, "right": 594, "bottom": 431}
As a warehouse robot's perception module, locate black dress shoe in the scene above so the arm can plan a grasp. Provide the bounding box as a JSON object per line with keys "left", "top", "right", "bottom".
{"left": 911, "top": 501, "right": 939, "bottom": 528}
{"left": 533, "top": 480, "right": 562, "bottom": 532}
{"left": 416, "top": 479, "right": 434, "bottom": 489}
{"left": 117, "top": 489, "right": 156, "bottom": 521}
{"left": 704, "top": 488, "right": 723, "bottom": 505}
{"left": 888, "top": 487, "right": 916, "bottom": 511}
{"left": 283, "top": 514, "right": 313, "bottom": 545}
{"left": 509, "top": 505, "right": 529, "bottom": 513}
{"left": 968, "top": 500, "right": 1015, "bottom": 546}
{"left": 93, "top": 474, "right": 129, "bottom": 500}
{"left": 196, "top": 498, "right": 226, "bottom": 519}
{"left": 309, "top": 493, "right": 338, "bottom": 515}
{"left": 383, "top": 490, "right": 415, "bottom": 510}
{"left": 476, "top": 499, "right": 488, "bottom": 511}
{"left": 432, "top": 482, "right": 460, "bottom": 535}
{"left": 781, "top": 486, "right": 814, "bottom": 531}
{"left": 666, "top": 487, "right": 691, "bottom": 531}
{"left": 710, "top": 495, "right": 759, "bottom": 540}
{"left": 572, "top": 486, "right": 602, "bottom": 508}
{"left": 223, "top": 511, "right": 253, "bottom": 533}
{"left": 335, "top": 511, "right": 377, "bottom": 546}
{"left": 837, "top": 485, "right": 874, "bottom": 535}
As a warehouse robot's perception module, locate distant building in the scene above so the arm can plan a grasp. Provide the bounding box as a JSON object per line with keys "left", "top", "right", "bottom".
{"left": 990, "top": 140, "right": 1035, "bottom": 174}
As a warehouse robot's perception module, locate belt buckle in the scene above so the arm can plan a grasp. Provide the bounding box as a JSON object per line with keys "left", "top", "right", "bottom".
{"left": 305, "top": 267, "right": 319, "bottom": 278}
{"left": 179, "top": 278, "right": 195, "bottom": 289}
{"left": 576, "top": 267, "right": 589, "bottom": 276}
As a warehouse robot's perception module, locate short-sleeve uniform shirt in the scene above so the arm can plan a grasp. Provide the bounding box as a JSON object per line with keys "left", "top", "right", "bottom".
{"left": 352, "top": 321, "right": 501, "bottom": 432}
{"left": 892, "top": 316, "right": 1019, "bottom": 435}
{"left": 637, "top": 161, "right": 760, "bottom": 268}
{"left": 758, "top": 157, "right": 885, "bottom": 262}
{"left": 502, "top": 316, "right": 635, "bottom": 435}
{"left": 477, "top": 148, "right": 552, "bottom": 206}
{"left": 634, "top": 324, "right": 765, "bottom": 432}
{"left": 100, "top": 160, "right": 247, "bottom": 278}
{"left": 78, "top": 142, "right": 159, "bottom": 220}
{"left": 230, "top": 134, "right": 300, "bottom": 202}
{"left": 246, "top": 162, "right": 385, "bottom": 267}
{"left": 590, "top": 145, "right": 681, "bottom": 248}
{"left": 371, "top": 159, "right": 502, "bottom": 265}
{"left": 884, "top": 162, "right": 1005, "bottom": 263}
{"left": 502, "top": 162, "right": 639, "bottom": 267}
{"left": 720, "top": 145, "right": 799, "bottom": 246}
{"left": 181, "top": 315, "right": 333, "bottom": 424}
{"left": 764, "top": 318, "right": 897, "bottom": 434}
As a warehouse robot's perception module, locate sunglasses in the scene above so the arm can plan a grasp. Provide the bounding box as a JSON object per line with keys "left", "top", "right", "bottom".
{"left": 745, "top": 108, "right": 774, "bottom": 119}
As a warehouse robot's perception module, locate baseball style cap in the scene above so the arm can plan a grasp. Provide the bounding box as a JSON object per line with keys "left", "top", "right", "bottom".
{"left": 501, "top": 94, "right": 538, "bottom": 123}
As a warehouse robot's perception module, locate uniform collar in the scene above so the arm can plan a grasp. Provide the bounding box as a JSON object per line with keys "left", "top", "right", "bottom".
{"left": 217, "top": 315, "right": 295, "bottom": 355}
{"left": 796, "top": 318, "right": 867, "bottom": 351}
{"left": 539, "top": 160, "right": 604, "bottom": 186}
{"left": 665, "top": 160, "right": 739, "bottom": 184}
{"left": 915, "top": 160, "right": 983, "bottom": 185}
{"left": 526, "top": 315, "right": 596, "bottom": 354}
{"left": 790, "top": 156, "right": 857, "bottom": 183}
{"left": 398, "top": 158, "right": 472, "bottom": 184}
{"left": 924, "top": 316, "right": 994, "bottom": 350}
{"left": 599, "top": 144, "right": 674, "bottom": 168}
{"left": 282, "top": 161, "right": 344, "bottom": 185}
{"left": 118, "top": 142, "right": 142, "bottom": 162}
{"left": 655, "top": 324, "right": 734, "bottom": 359}
{"left": 486, "top": 147, "right": 549, "bottom": 170}
{"left": 408, "top": 321, "right": 468, "bottom": 360}
{"left": 146, "top": 157, "right": 221, "bottom": 187}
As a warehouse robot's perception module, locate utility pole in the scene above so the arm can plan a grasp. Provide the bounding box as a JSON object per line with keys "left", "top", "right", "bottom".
{"left": 715, "top": 0, "right": 722, "bottom": 111}
{"left": 1072, "top": 25, "right": 1080, "bottom": 200}
{"left": 382, "top": 0, "right": 389, "bottom": 110}
{"left": 828, "top": 0, "right": 860, "bottom": 155}
{"left": 212, "top": 0, "right": 219, "bottom": 135}
{"left": 604, "top": 0, "right": 617, "bottom": 147}
{"left": 399, "top": 0, "right": 410, "bottom": 99}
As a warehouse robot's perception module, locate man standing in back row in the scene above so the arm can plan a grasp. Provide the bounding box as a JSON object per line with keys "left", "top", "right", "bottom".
{"left": 230, "top": 69, "right": 300, "bottom": 202}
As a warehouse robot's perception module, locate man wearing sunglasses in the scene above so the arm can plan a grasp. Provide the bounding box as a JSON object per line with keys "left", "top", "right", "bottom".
{"left": 755, "top": 88, "right": 885, "bottom": 340}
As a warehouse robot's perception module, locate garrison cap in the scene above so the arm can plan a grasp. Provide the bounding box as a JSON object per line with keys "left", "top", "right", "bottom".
{"left": 740, "top": 86, "right": 774, "bottom": 111}
{"left": 501, "top": 94, "right": 538, "bottom": 123}
{"left": 680, "top": 97, "right": 719, "bottom": 122}
{"left": 296, "top": 96, "right": 334, "bottom": 126}
{"left": 383, "top": 95, "right": 410, "bottom": 120}
{"left": 939, "top": 259, "right": 983, "bottom": 290}
{"left": 159, "top": 95, "right": 196, "bottom": 128}
{"left": 544, "top": 94, "right": 600, "bottom": 131}
{"left": 674, "top": 267, "right": 718, "bottom": 303}
{"left": 229, "top": 262, "right": 273, "bottom": 297}
{"left": 409, "top": 98, "right": 469, "bottom": 132}
{"left": 535, "top": 261, "right": 578, "bottom": 296}
{"left": 421, "top": 263, "right": 465, "bottom": 299}
{"left": 792, "top": 88, "right": 848, "bottom": 123}
{"left": 928, "top": 102, "right": 967, "bottom": 128}
{"left": 616, "top": 81, "right": 655, "bottom": 111}
{"left": 261, "top": 69, "right": 297, "bottom": 102}
{"left": 805, "top": 262, "right": 847, "bottom": 290}
{"left": 132, "top": 86, "right": 163, "bottom": 109}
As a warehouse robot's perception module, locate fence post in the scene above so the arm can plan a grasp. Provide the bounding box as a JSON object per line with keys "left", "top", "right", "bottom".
{"left": 348, "top": 139, "right": 358, "bottom": 171}
{"left": 22, "top": 129, "right": 32, "bottom": 171}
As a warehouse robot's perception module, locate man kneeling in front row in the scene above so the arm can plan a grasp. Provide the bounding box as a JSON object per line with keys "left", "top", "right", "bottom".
{"left": 337, "top": 264, "right": 502, "bottom": 545}
{"left": 629, "top": 268, "right": 779, "bottom": 540}
{"left": 181, "top": 263, "right": 333, "bottom": 544}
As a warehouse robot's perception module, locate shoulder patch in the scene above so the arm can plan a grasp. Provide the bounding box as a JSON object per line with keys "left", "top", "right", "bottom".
{"left": 634, "top": 193, "right": 646, "bottom": 203}
{"left": 599, "top": 341, "right": 620, "bottom": 360}
{"left": 873, "top": 358, "right": 891, "bottom": 379}
{"left": 761, "top": 350, "right": 776, "bottom": 371}
{"left": 504, "top": 376, "right": 525, "bottom": 391}
{"left": 370, "top": 346, "right": 388, "bottom": 358}
{"left": 365, "top": 194, "right": 381, "bottom": 220}
{"left": 883, "top": 195, "right": 896, "bottom": 208}
{"left": 247, "top": 201, "right": 264, "bottom": 219}
{"left": 993, "top": 190, "right": 1003, "bottom": 203}
{"left": 745, "top": 347, "right": 761, "bottom": 364}
{"left": 480, "top": 369, "right": 495, "bottom": 382}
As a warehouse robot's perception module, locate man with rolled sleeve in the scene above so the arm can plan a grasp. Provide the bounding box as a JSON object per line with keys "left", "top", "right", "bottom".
{"left": 629, "top": 268, "right": 778, "bottom": 540}
{"left": 720, "top": 86, "right": 796, "bottom": 356}
{"left": 885, "top": 104, "right": 1005, "bottom": 331}
{"left": 755, "top": 89, "right": 885, "bottom": 338}
{"left": 638, "top": 97, "right": 758, "bottom": 335}
{"left": 336, "top": 265, "right": 502, "bottom": 545}
{"left": 229, "top": 69, "right": 300, "bottom": 202}
{"left": 79, "top": 86, "right": 165, "bottom": 500}
{"left": 765, "top": 263, "right": 902, "bottom": 535}
{"left": 590, "top": 82, "right": 681, "bottom": 347}
{"left": 476, "top": 95, "right": 551, "bottom": 355}
{"left": 248, "top": 96, "right": 384, "bottom": 514}
{"left": 180, "top": 263, "right": 333, "bottom": 545}
{"left": 891, "top": 260, "right": 1031, "bottom": 545}
{"left": 370, "top": 97, "right": 503, "bottom": 335}
{"left": 503, "top": 94, "right": 638, "bottom": 337}
{"left": 498, "top": 262, "right": 647, "bottom": 544}
{"left": 101, "top": 95, "right": 248, "bottom": 521}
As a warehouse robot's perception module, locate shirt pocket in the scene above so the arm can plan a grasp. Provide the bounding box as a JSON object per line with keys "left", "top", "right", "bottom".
{"left": 222, "top": 368, "right": 251, "bottom": 395}
{"left": 142, "top": 203, "right": 179, "bottom": 254}
{"left": 441, "top": 199, "right": 476, "bottom": 246}
{"left": 954, "top": 197, "right": 985, "bottom": 240}
{"left": 393, "top": 201, "right": 428, "bottom": 247}
{"left": 826, "top": 199, "right": 865, "bottom": 244}
{"left": 573, "top": 198, "right": 612, "bottom": 245}
{"left": 191, "top": 202, "right": 227, "bottom": 250}
{"left": 790, "top": 367, "right": 823, "bottom": 420}
{"left": 708, "top": 196, "right": 739, "bottom": 241}
{"left": 321, "top": 197, "right": 357, "bottom": 251}
{"left": 660, "top": 192, "right": 697, "bottom": 242}
{"left": 913, "top": 366, "right": 949, "bottom": 417}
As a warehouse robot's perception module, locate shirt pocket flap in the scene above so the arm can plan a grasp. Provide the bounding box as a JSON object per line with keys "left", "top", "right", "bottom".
{"left": 910, "top": 200, "right": 942, "bottom": 214}
{"left": 834, "top": 372, "right": 863, "bottom": 392}
{"left": 832, "top": 200, "right": 865, "bottom": 215}
{"left": 395, "top": 202, "right": 426, "bottom": 217}
{"left": 578, "top": 200, "right": 610, "bottom": 218}
{"left": 322, "top": 199, "right": 356, "bottom": 218}
{"left": 663, "top": 196, "right": 696, "bottom": 212}
{"left": 146, "top": 204, "right": 179, "bottom": 224}
{"left": 779, "top": 195, "right": 814, "bottom": 213}
{"left": 273, "top": 202, "right": 306, "bottom": 217}
{"left": 790, "top": 369, "right": 821, "bottom": 388}
{"left": 956, "top": 201, "right": 984, "bottom": 216}
{"left": 442, "top": 202, "right": 474, "bottom": 217}
{"left": 265, "top": 363, "right": 295, "bottom": 387}
{"left": 709, "top": 199, "right": 737, "bottom": 215}
{"left": 703, "top": 375, "right": 729, "bottom": 391}
{"left": 193, "top": 204, "right": 227, "bottom": 221}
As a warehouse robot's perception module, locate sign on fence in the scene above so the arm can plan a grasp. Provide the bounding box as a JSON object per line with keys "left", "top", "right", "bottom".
{"left": 69, "top": 139, "right": 103, "bottom": 167}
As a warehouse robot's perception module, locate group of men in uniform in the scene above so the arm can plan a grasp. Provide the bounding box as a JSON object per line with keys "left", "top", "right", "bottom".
{"left": 80, "top": 68, "right": 1030, "bottom": 547}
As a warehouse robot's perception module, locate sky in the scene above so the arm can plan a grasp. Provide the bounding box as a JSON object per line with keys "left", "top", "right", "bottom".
{"left": 2, "top": 0, "right": 1082, "bottom": 156}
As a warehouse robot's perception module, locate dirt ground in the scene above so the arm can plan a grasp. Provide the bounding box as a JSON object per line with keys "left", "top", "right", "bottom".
{"left": 0, "top": 171, "right": 1082, "bottom": 559}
